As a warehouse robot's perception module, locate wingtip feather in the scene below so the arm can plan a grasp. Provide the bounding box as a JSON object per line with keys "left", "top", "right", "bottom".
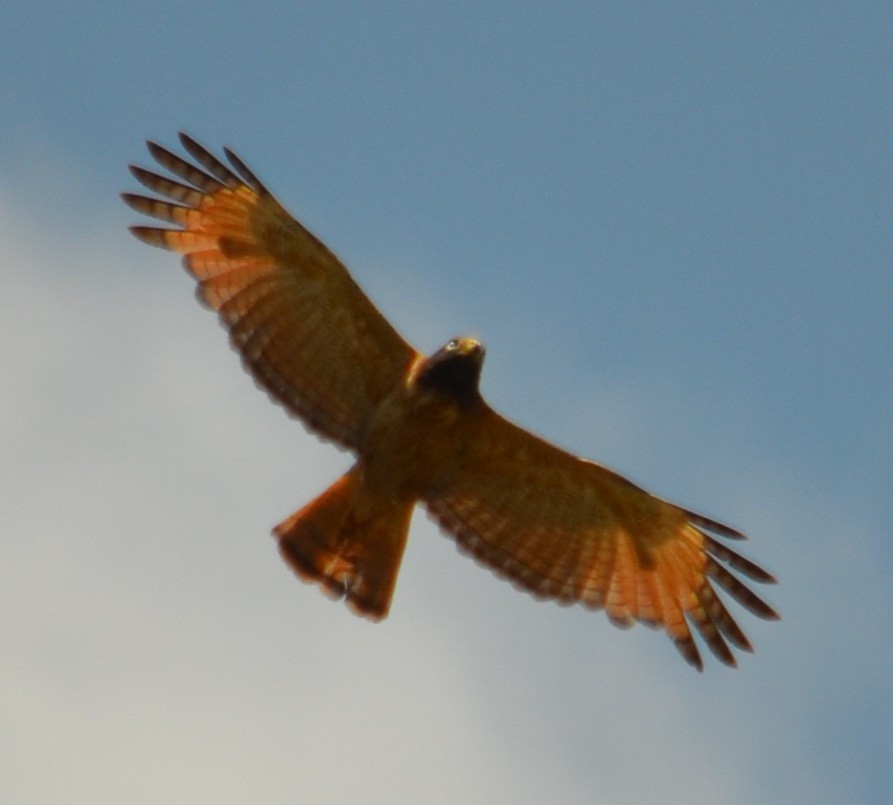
{"left": 128, "top": 225, "right": 173, "bottom": 249}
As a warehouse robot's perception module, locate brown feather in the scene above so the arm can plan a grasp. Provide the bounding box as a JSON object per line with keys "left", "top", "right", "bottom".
{"left": 125, "top": 135, "right": 779, "bottom": 670}
{"left": 424, "top": 404, "right": 777, "bottom": 669}
{"left": 124, "top": 136, "right": 420, "bottom": 450}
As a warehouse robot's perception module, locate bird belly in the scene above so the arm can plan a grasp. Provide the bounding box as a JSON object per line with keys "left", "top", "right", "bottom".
{"left": 357, "top": 386, "right": 467, "bottom": 505}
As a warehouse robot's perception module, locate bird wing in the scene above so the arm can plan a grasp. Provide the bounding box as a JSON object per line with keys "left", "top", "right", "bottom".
{"left": 123, "top": 132, "right": 419, "bottom": 450}
{"left": 424, "top": 406, "right": 778, "bottom": 670}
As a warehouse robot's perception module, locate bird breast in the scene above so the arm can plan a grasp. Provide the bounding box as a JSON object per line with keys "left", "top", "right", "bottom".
{"left": 357, "top": 381, "right": 471, "bottom": 502}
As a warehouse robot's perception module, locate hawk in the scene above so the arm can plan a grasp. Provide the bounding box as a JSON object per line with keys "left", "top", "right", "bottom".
{"left": 123, "top": 133, "right": 778, "bottom": 670}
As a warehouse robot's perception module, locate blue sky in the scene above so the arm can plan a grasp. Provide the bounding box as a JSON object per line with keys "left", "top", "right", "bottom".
{"left": 2, "top": 4, "right": 890, "bottom": 803}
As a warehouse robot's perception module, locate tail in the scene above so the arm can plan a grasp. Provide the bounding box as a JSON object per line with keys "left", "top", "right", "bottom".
{"left": 272, "top": 470, "right": 414, "bottom": 620}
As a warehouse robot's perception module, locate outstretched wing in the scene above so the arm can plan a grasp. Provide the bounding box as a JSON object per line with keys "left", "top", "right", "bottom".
{"left": 424, "top": 407, "right": 779, "bottom": 670}
{"left": 123, "top": 132, "right": 419, "bottom": 450}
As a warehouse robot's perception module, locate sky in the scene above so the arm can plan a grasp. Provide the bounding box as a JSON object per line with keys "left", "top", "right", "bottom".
{"left": 1, "top": 3, "right": 891, "bottom": 803}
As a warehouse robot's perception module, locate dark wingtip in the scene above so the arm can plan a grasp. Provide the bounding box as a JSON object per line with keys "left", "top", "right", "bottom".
{"left": 128, "top": 225, "right": 171, "bottom": 248}
{"left": 224, "top": 145, "right": 268, "bottom": 194}
{"left": 673, "top": 636, "right": 705, "bottom": 671}
{"left": 687, "top": 511, "right": 747, "bottom": 540}
{"left": 747, "top": 566, "right": 778, "bottom": 585}
{"left": 121, "top": 193, "right": 147, "bottom": 214}
{"left": 146, "top": 139, "right": 166, "bottom": 158}
{"left": 177, "top": 131, "right": 209, "bottom": 163}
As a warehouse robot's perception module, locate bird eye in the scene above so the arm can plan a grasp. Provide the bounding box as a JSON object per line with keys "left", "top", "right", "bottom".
{"left": 446, "top": 339, "right": 459, "bottom": 351}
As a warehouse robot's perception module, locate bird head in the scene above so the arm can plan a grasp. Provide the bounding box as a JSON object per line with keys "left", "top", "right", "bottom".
{"left": 415, "top": 337, "right": 486, "bottom": 406}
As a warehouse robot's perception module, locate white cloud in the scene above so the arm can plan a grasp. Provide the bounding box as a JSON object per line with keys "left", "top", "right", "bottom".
{"left": 1, "top": 184, "right": 887, "bottom": 805}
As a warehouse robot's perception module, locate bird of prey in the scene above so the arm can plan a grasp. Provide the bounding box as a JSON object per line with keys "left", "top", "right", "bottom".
{"left": 123, "top": 133, "right": 778, "bottom": 670}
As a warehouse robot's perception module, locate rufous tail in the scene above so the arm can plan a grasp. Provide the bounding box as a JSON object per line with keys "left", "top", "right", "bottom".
{"left": 272, "top": 470, "right": 414, "bottom": 620}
